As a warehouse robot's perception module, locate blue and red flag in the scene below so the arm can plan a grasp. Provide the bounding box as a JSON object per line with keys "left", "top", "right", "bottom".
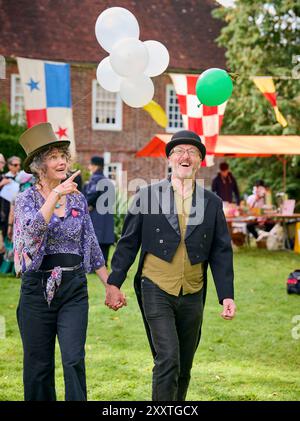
{"left": 17, "top": 57, "right": 75, "bottom": 153}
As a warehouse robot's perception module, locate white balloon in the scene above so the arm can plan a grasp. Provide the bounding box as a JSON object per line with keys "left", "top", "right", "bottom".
{"left": 110, "top": 38, "right": 149, "bottom": 78}
{"left": 96, "top": 57, "right": 122, "bottom": 92}
{"left": 143, "top": 40, "right": 170, "bottom": 77}
{"left": 120, "top": 75, "right": 154, "bottom": 108}
{"left": 95, "top": 7, "right": 140, "bottom": 53}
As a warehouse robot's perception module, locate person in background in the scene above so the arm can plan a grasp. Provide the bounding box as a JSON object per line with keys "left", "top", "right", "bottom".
{"left": 246, "top": 179, "right": 274, "bottom": 239}
{"left": 84, "top": 156, "right": 115, "bottom": 266}
{"left": 247, "top": 179, "right": 266, "bottom": 209}
{"left": 6, "top": 156, "right": 21, "bottom": 180}
{"left": 212, "top": 162, "right": 240, "bottom": 205}
{"left": 0, "top": 154, "right": 6, "bottom": 176}
{"left": 0, "top": 154, "right": 8, "bottom": 264}
{"left": 0, "top": 156, "right": 21, "bottom": 245}
{"left": 7, "top": 171, "right": 35, "bottom": 242}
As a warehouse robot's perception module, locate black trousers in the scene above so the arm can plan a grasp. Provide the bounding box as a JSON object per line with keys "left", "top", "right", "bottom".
{"left": 16, "top": 268, "right": 89, "bottom": 401}
{"left": 141, "top": 277, "right": 204, "bottom": 401}
{"left": 247, "top": 222, "right": 275, "bottom": 239}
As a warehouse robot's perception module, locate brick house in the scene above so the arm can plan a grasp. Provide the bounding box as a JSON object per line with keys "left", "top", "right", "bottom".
{"left": 0, "top": 0, "right": 226, "bottom": 188}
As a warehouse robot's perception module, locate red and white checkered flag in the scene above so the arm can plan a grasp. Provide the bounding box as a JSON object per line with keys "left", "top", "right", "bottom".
{"left": 170, "top": 74, "right": 227, "bottom": 166}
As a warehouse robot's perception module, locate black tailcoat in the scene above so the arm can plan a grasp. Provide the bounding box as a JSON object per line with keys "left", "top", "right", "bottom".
{"left": 108, "top": 178, "right": 234, "bottom": 356}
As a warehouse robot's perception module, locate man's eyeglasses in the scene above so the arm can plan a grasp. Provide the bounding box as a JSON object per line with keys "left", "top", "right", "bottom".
{"left": 170, "top": 148, "right": 200, "bottom": 158}
{"left": 10, "top": 163, "right": 21, "bottom": 167}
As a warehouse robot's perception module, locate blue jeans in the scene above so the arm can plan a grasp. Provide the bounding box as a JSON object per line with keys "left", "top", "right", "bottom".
{"left": 141, "top": 277, "right": 204, "bottom": 401}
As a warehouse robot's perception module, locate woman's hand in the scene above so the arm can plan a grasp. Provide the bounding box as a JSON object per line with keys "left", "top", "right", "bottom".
{"left": 95, "top": 266, "right": 127, "bottom": 311}
{"left": 40, "top": 170, "right": 81, "bottom": 224}
{"left": 54, "top": 170, "right": 81, "bottom": 196}
{"left": 105, "top": 284, "right": 127, "bottom": 311}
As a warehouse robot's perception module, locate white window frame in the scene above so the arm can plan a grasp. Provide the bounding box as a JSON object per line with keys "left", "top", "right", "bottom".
{"left": 165, "top": 84, "right": 184, "bottom": 133}
{"left": 92, "top": 80, "right": 122, "bottom": 131}
{"left": 10, "top": 74, "right": 25, "bottom": 124}
{"left": 104, "top": 162, "right": 123, "bottom": 187}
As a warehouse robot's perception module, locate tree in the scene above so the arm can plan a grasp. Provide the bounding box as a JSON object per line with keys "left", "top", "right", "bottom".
{"left": 0, "top": 103, "right": 27, "bottom": 165}
{"left": 213, "top": 0, "right": 300, "bottom": 205}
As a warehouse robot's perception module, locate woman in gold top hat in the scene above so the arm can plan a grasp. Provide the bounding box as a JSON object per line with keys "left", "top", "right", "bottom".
{"left": 14, "top": 122, "right": 126, "bottom": 401}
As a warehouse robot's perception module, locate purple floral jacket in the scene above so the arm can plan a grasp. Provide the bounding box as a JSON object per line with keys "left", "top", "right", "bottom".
{"left": 13, "top": 185, "right": 105, "bottom": 276}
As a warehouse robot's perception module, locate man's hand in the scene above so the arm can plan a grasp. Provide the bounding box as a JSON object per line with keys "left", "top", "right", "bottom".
{"left": 221, "top": 298, "right": 236, "bottom": 320}
{"left": 105, "top": 284, "right": 127, "bottom": 311}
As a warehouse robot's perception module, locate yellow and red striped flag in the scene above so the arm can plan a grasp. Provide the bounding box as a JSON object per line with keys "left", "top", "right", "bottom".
{"left": 253, "top": 76, "right": 287, "bottom": 127}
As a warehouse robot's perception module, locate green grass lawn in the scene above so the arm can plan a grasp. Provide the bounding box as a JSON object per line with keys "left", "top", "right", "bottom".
{"left": 1, "top": 248, "right": 300, "bottom": 401}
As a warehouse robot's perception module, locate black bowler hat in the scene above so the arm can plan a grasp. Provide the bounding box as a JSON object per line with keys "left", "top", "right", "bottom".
{"left": 91, "top": 155, "right": 104, "bottom": 167}
{"left": 165, "top": 130, "right": 206, "bottom": 160}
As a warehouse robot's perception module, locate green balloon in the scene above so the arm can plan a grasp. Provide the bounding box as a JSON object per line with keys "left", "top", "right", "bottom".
{"left": 196, "top": 68, "right": 233, "bottom": 106}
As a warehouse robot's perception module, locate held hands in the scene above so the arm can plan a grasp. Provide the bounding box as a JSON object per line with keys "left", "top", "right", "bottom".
{"left": 105, "top": 284, "right": 127, "bottom": 311}
{"left": 54, "top": 170, "right": 81, "bottom": 196}
{"left": 221, "top": 298, "right": 236, "bottom": 320}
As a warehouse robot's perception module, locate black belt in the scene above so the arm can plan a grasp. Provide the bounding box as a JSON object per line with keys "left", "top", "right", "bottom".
{"left": 40, "top": 253, "right": 82, "bottom": 271}
{"left": 38, "top": 263, "right": 82, "bottom": 273}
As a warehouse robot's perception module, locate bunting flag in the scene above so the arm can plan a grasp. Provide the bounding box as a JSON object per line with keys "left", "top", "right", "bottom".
{"left": 169, "top": 73, "right": 227, "bottom": 167}
{"left": 253, "top": 76, "right": 287, "bottom": 127}
{"left": 143, "top": 100, "right": 168, "bottom": 128}
{"left": 17, "top": 57, "right": 76, "bottom": 154}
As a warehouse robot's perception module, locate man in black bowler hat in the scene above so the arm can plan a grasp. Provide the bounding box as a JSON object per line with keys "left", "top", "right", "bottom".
{"left": 106, "top": 130, "right": 236, "bottom": 401}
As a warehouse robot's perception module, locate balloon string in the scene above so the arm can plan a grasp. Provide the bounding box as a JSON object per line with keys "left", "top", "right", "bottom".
{"left": 197, "top": 102, "right": 202, "bottom": 108}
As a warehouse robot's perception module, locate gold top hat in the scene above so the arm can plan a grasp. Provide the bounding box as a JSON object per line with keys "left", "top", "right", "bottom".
{"left": 19, "top": 122, "right": 70, "bottom": 173}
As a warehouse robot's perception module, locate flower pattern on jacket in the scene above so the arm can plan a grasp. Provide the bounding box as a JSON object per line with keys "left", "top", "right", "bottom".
{"left": 13, "top": 186, "right": 105, "bottom": 276}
